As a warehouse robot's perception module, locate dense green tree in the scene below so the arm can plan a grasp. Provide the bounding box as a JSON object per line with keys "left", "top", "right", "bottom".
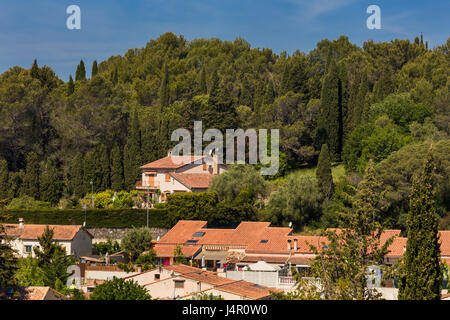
{"left": 239, "top": 75, "right": 252, "bottom": 107}
{"left": 110, "top": 144, "right": 124, "bottom": 191}
{"left": 67, "top": 75, "right": 75, "bottom": 95}
{"left": 90, "top": 277, "right": 150, "bottom": 300}
{"left": 208, "top": 165, "right": 269, "bottom": 201}
{"left": 91, "top": 60, "right": 98, "bottom": 78}
{"left": 23, "top": 152, "right": 40, "bottom": 199}
{"left": 15, "top": 256, "right": 46, "bottom": 287}
{"left": 30, "top": 59, "right": 40, "bottom": 79}
{"left": 121, "top": 227, "right": 152, "bottom": 261}
{"left": 316, "top": 144, "right": 334, "bottom": 199}
{"left": 159, "top": 62, "right": 169, "bottom": 108}
{"left": 263, "top": 80, "right": 275, "bottom": 105}
{"left": 123, "top": 111, "right": 142, "bottom": 190}
{"left": 40, "top": 161, "right": 63, "bottom": 204}
{"left": 0, "top": 212, "right": 18, "bottom": 287}
{"left": 199, "top": 66, "right": 207, "bottom": 94}
{"left": 398, "top": 149, "right": 443, "bottom": 300}
{"left": 0, "top": 159, "right": 9, "bottom": 200}
{"left": 75, "top": 60, "right": 86, "bottom": 81}
{"left": 68, "top": 152, "right": 84, "bottom": 198}
{"left": 319, "top": 59, "right": 343, "bottom": 161}
{"left": 264, "top": 176, "right": 323, "bottom": 231}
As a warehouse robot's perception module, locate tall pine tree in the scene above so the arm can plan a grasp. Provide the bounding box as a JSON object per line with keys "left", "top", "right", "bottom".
{"left": 69, "top": 152, "right": 84, "bottom": 198}
{"left": 67, "top": 75, "right": 75, "bottom": 95}
{"left": 319, "top": 59, "right": 343, "bottom": 161}
{"left": 316, "top": 144, "right": 334, "bottom": 199}
{"left": 0, "top": 159, "right": 8, "bottom": 200}
{"left": 199, "top": 66, "right": 207, "bottom": 94}
{"left": 110, "top": 144, "right": 124, "bottom": 191}
{"left": 124, "top": 111, "right": 142, "bottom": 190}
{"left": 91, "top": 60, "right": 98, "bottom": 78}
{"left": 40, "top": 161, "right": 63, "bottom": 205}
{"left": 398, "top": 148, "right": 443, "bottom": 300}
{"left": 30, "top": 59, "right": 40, "bottom": 79}
{"left": 23, "top": 152, "right": 40, "bottom": 199}
{"left": 75, "top": 60, "right": 86, "bottom": 81}
{"left": 159, "top": 62, "right": 169, "bottom": 108}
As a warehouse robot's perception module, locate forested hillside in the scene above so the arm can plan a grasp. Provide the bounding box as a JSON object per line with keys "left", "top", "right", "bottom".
{"left": 0, "top": 32, "right": 449, "bottom": 229}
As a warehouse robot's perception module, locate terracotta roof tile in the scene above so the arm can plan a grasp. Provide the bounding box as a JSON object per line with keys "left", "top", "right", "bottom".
{"left": 140, "top": 156, "right": 204, "bottom": 169}
{"left": 214, "top": 280, "right": 280, "bottom": 299}
{"left": 170, "top": 172, "right": 215, "bottom": 189}
{"left": 153, "top": 244, "right": 201, "bottom": 257}
{"left": 3, "top": 224, "right": 89, "bottom": 240}
{"left": 158, "top": 220, "right": 208, "bottom": 244}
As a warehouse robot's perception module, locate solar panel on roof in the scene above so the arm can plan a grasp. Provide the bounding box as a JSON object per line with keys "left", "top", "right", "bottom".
{"left": 260, "top": 240, "right": 268, "bottom": 243}
{"left": 193, "top": 231, "right": 205, "bottom": 237}
{"left": 186, "top": 239, "right": 198, "bottom": 244}
{"left": 253, "top": 284, "right": 265, "bottom": 289}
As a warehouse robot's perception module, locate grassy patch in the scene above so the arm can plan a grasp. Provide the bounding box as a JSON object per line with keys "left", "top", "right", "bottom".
{"left": 270, "top": 164, "right": 346, "bottom": 189}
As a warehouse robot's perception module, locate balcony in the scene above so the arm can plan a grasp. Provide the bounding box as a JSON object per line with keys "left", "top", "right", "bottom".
{"left": 136, "top": 180, "right": 160, "bottom": 190}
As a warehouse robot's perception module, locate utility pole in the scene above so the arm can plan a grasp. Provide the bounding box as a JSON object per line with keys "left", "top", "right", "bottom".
{"left": 90, "top": 180, "right": 94, "bottom": 208}
{"left": 146, "top": 185, "right": 150, "bottom": 228}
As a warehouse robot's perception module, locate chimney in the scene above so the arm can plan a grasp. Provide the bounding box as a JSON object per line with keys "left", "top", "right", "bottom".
{"left": 293, "top": 238, "right": 298, "bottom": 251}
{"left": 212, "top": 151, "right": 218, "bottom": 175}
{"left": 287, "top": 239, "right": 292, "bottom": 252}
{"left": 167, "top": 149, "right": 172, "bottom": 157}
{"left": 18, "top": 218, "right": 24, "bottom": 229}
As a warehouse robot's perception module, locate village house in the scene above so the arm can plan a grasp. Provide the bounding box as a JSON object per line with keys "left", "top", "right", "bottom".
{"left": 0, "top": 286, "right": 68, "bottom": 301}
{"left": 124, "top": 264, "right": 279, "bottom": 300}
{"left": 2, "top": 219, "right": 93, "bottom": 258}
{"left": 152, "top": 220, "right": 450, "bottom": 294}
{"left": 135, "top": 150, "right": 227, "bottom": 205}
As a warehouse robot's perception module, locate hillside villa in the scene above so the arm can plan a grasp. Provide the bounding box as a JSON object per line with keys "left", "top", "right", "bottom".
{"left": 136, "top": 150, "right": 227, "bottom": 206}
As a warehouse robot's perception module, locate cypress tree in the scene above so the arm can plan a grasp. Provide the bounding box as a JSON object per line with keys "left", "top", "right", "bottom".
{"left": 111, "top": 67, "right": 118, "bottom": 85}
{"left": 280, "top": 63, "right": 291, "bottom": 95}
{"left": 398, "top": 148, "right": 443, "bottom": 300}
{"left": 69, "top": 152, "right": 84, "bottom": 198}
{"left": 124, "top": 111, "right": 142, "bottom": 190}
{"left": 319, "top": 59, "right": 343, "bottom": 161}
{"left": 91, "top": 60, "right": 98, "bottom": 78}
{"left": 84, "top": 149, "right": 99, "bottom": 194}
{"left": 31, "top": 59, "right": 40, "bottom": 79}
{"left": 316, "top": 144, "right": 334, "bottom": 199}
{"left": 159, "top": 62, "right": 169, "bottom": 108}
{"left": 40, "top": 162, "right": 63, "bottom": 205}
{"left": 239, "top": 76, "right": 253, "bottom": 107}
{"left": 97, "top": 144, "right": 110, "bottom": 191}
{"left": 0, "top": 212, "right": 18, "bottom": 287}
{"left": 8, "top": 171, "right": 23, "bottom": 199}
{"left": 263, "top": 80, "right": 275, "bottom": 105}
{"left": 199, "top": 67, "right": 207, "bottom": 94}
{"left": 23, "top": 152, "right": 40, "bottom": 199}
{"left": 67, "top": 75, "right": 75, "bottom": 95}
{"left": 111, "top": 144, "right": 124, "bottom": 191}
{"left": 75, "top": 60, "right": 86, "bottom": 81}
{"left": 0, "top": 159, "right": 8, "bottom": 200}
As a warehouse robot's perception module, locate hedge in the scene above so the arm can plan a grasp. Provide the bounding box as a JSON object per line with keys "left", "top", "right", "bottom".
{"left": 1, "top": 208, "right": 170, "bottom": 228}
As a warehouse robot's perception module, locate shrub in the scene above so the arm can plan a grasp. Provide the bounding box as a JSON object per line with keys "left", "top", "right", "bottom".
{"left": 7, "top": 196, "right": 51, "bottom": 209}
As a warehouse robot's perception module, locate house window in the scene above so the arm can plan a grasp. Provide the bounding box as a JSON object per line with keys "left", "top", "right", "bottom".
{"left": 161, "top": 192, "right": 166, "bottom": 201}
{"left": 24, "top": 245, "right": 32, "bottom": 253}
{"left": 165, "top": 173, "right": 171, "bottom": 182}
{"left": 174, "top": 280, "right": 185, "bottom": 289}
{"left": 154, "top": 274, "right": 160, "bottom": 280}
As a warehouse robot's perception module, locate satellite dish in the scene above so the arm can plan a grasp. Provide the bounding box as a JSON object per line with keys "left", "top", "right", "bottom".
{"left": 288, "top": 222, "right": 292, "bottom": 228}
{"left": 82, "top": 221, "right": 86, "bottom": 227}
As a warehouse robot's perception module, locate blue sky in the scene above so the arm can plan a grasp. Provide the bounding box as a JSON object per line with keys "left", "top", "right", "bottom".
{"left": 0, "top": 0, "right": 448, "bottom": 81}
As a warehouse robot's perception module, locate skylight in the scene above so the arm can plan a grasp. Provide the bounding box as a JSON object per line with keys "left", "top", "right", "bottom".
{"left": 193, "top": 232, "right": 205, "bottom": 237}
{"left": 260, "top": 240, "right": 268, "bottom": 243}
{"left": 186, "top": 240, "right": 198, "bottom": 244}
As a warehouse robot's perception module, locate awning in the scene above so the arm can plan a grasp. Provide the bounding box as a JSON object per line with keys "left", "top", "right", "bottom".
{"left": 196, "top": 250, "right": 229, "bottom": 262}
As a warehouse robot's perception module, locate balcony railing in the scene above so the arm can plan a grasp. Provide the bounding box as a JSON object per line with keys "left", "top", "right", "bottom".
{"left": 136, "top": 180, "right": 160, "bottom": 189}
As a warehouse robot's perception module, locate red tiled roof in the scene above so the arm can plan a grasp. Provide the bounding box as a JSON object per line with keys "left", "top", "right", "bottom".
{"left": 180, "top": 271, "right": 235, "bottom": 286}
{"left": 386, "top": 237, "right": 407, "bottom": 257}
{"left": 140, "top": 156, "right": 204, "bottom": 169}
{"left": 439, "top": 231, "right": 450, "bottom": 256}
{"left": 0, "top": 287, "right": 67, "bottom": 300}
{"left": 158, "top": 220, "right": 208, "bottom": 244}
{"left": 2, "top": 224, "right": 90, "bottom": 240}
{"left": 170, "top": 172, "right": 215, "bottom": 189}
{"left": 153, "top": 244, "right": 201, "bottom": 257}
{"left": 213, "top": 280, "right": 281, "bottom": 299}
